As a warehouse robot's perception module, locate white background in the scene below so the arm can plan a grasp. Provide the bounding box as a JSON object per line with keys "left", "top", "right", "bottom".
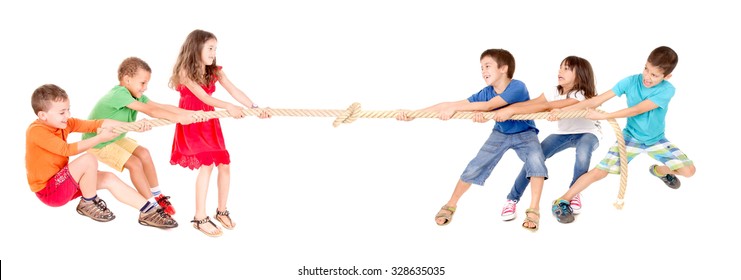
{"left": 2, "top": 0, "right": 738, "bottom": 279}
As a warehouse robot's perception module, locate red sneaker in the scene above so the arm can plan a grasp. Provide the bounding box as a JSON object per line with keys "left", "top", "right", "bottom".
{"left": 155, "top": 194, "right": 176, "bottom": 215}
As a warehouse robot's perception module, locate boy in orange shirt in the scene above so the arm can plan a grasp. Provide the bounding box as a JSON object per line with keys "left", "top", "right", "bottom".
{"left": 25, "top": 84, "right": 177, "bottom": 228}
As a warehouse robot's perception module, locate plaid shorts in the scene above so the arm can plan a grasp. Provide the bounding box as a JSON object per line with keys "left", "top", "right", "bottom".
{"left": 597, "top": 135, "right": 693, "bottom": 174}
{"left": 89, "top": 137, "right": 139, "bottom": 171}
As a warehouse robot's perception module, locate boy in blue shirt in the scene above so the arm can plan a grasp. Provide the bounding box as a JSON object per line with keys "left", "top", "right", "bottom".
{"left": 550, "top": 46, "right": 696, "bottom": 223}
{"left": 398, "top": 49, "right": 547, "bottom": 231}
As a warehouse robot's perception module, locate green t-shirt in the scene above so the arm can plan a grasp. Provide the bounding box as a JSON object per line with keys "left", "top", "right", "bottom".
{"left": 82, "top": 85, "right": 150, "bottom": 148}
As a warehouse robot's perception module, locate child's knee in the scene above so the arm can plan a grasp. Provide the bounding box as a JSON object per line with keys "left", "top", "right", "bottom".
{"left": 591, "top": 168, "right": 609, "bottom": 180}
{"left": 97, "top": 171, "right": 117, "bottom": 188}
{"left": 124, "top": 156, "right": 143, "bottom": 171}
{"left": 134, "top": 146, "right": 152, "bottom": 162}
{"left": 75, "top": 153, "right": 99, "bottom": 169}
{"left": 677, "top": 165, "right": 696, "bottom": 178}
{"left": 217, "top": 164, "right": 230, "bottom": 173}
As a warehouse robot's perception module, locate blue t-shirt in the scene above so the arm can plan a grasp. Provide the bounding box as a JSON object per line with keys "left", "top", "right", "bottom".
{"left": 612, "top": 74, "right": 674, "bottom": 145}
{"left": 467, "top": 79, "right": 537, "bottom": 134}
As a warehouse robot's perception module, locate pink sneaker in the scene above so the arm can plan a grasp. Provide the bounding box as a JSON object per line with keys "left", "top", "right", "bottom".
{"left": 570, "top": 193, "right": 582, "bottom": 215}
{"left": 501, "top": 200, "right": 517, "bottom": 221}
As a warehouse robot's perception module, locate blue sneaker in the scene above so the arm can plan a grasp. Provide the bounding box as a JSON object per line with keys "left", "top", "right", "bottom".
{"left": 551, "top": 199, "right": 575, "bottom": 224}
{"left": 649, "top": 164, "right": 681, "bottom": 189}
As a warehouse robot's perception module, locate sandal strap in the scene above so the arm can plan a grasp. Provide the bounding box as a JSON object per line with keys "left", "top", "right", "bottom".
{"left": 190, "top": 216, "right": 218, "bottom": 229}
{"left": 216, "top": 208, "right": 230, "bottom": 217}
{"left": 440, "top": 205, "right": 456, "bottom": 213}
{"left": 525, "top": 208, "right": 540, "bottom": 217}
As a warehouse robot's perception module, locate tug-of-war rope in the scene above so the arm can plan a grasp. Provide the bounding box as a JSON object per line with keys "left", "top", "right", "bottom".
{"left": 113, "top": 103, "right": 629, "bottom": 209}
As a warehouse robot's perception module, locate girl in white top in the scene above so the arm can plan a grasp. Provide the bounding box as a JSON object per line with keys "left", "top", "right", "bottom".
{"left": 484, "top": 56, "right": 600, "bottom": 222}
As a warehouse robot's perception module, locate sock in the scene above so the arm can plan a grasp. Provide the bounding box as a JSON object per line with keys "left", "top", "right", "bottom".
{"left": 82, "top": 195, "right": 98, "bottom": 201}
{"left": 140, "top": 201, "right": 156, "bottom": 213}
{"left": 150, "top": 187, "right": 162, "bottom": 197}
{"left": 651, "top": 165, "right": 664, "bottom": 177}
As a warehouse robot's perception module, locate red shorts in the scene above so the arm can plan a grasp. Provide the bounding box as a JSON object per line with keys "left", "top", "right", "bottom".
{"left": 36, "top": 165, "right": 82, "bottom": 207}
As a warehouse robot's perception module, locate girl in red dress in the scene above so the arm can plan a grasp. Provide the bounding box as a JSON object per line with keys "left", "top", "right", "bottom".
{"left": 169, "top": 29, "right": 270, "bottom": 237}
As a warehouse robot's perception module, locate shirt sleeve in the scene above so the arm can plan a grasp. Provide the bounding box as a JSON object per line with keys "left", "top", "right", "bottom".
{"left": 647, "top": 86, "right": 674, "bottom": 108}
{"left": 29, "top": 126, "right": 80, "bottom": 157}
{"left": 68, "top": 118, "right": 104, "bottom": 133}
{"left": 139, "top": 94, "right": 150, "bottom": 104}
{"left": 107, "top": 88, "right": 137, "bottom": 109}
{"left": 467, "top": 87, "right": 490, "bottom": 102}
{"left": 611, "top": 76, "right": 633, "bottom": 97}
{"left": 498, "top": 80, "right": 529, "bottom": 104}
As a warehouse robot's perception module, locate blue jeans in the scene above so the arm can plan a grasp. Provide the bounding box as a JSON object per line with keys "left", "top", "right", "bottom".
{"left": 460, "top": 128, "right": 547, "bottom": 186}
{"left": 506, "top": 133, "right": 599, "bottom": 202}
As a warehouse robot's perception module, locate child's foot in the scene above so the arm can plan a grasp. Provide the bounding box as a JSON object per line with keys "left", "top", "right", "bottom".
{"left": 551, "top": 199, "right": 575, "bottom": 224}
{"left": 139, "top": 207, "right": 178, "bottom": 229}
{"left": 649, "top": 164, "right": 681, "bottom": 189}
{"left": 570, "top": 193, "right": 582, "bottom": 215}
{"left": 500, "top": 199, "right": 517, "bottom": 221}
{"left": 435, "top": 205, "right": 456, "bottom": 226}
{"left": 214, "top": 208, "right": 236, "bottom": 230}
{"left": 191, "top": 216, "right": 222, "bottom": 237}
{"left": 76, "top": 197, "right": 115, "bottom": 222}
{"left": 155, "top": 194, "right": 176, "bottom": 215}
{"left": 521, "top": 208, "right": 540, "bottom": 232}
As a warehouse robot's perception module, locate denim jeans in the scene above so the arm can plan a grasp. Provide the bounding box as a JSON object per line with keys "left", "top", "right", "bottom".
{"left": 460, "top": 128, "right": 547, "bottom": 186}
{"left": 506, "top": 133, "right": 599, "bottom": 202}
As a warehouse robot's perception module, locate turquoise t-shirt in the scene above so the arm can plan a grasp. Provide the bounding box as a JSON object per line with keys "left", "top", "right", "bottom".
{"left": 612, "top": 74, "right": 674, "bottom": 145}
{"left": 82, "top": 85, "right": 150, "bottom": 148}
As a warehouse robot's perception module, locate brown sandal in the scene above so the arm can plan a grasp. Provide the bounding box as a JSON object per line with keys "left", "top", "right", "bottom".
{"left": 191, "top": 216, "right": 223, "bottom": 237}
{"left": 214, "top": 209, "right": 236, "bottom": 230}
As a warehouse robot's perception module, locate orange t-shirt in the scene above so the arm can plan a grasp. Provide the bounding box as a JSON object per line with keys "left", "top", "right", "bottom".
{"left": 25, "top": 118, "right": 103, "bottom": 192}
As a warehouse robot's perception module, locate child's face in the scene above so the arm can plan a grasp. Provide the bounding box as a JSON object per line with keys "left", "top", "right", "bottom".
{"left": 38, "top": 99, "right": 71, "bottom": 129}
{"left": 480, "top": 56, "right": 506, "bottom": 86}
{"left": 201, "top": 38, "right": 217, "bottom": 66}
{"left": 123, "top": 68, "right": 151, "bottom": 99}
{"left": 558, "top": 62, "right": 576, "bottom": 88}
{"left": 642, "top": 62, "right": 671, "bottom": 88}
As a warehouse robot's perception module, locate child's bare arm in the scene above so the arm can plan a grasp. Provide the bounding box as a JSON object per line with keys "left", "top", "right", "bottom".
{"left": 127, "top": 100, "right": 197, "bottom": 125}
{"left": 75, "top": 128, "right": 119, "bottom": 152}
{"left": 561, "top": 90, "right": 616, "bottom": 111}
{"left": 180, "top": 73, "right": 245, "bottom": 118}
{"left": 586, "top": 99, "right": 658, "bottom": 120}
{"left": 217, "top": 70, "right": 256, "bottom": 108}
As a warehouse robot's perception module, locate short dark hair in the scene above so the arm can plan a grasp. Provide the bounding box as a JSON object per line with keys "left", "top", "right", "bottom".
{"left": 647, "top": 46, "right": 678, "bottom": 75}
{"left": 32, "top": 84, "right": 68, "bottom": 114}
{"left": 118, "top": 57, "right": 152, "bottom": 81}
{"left": 480, "top": 49, "right": 515, "bottom": 78}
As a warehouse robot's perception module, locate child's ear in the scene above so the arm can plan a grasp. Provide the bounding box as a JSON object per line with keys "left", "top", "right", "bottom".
{"left": 37, "top": 111, "right": 47, "bottom": 121}
{"left": 664, "top": 73, "right": 672, "bottom": 80}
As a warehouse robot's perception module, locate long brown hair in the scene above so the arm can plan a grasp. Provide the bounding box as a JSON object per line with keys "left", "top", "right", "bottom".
{"left": 169, "top": 29, "right": 220, "bottom": 89}
{"left": 558, "top": 56, "right": 596, "bottom": 99}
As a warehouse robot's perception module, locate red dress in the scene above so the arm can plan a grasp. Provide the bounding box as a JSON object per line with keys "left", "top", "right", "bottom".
{"left": 170, "top": 68, "right": 230, "bottom": 170}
